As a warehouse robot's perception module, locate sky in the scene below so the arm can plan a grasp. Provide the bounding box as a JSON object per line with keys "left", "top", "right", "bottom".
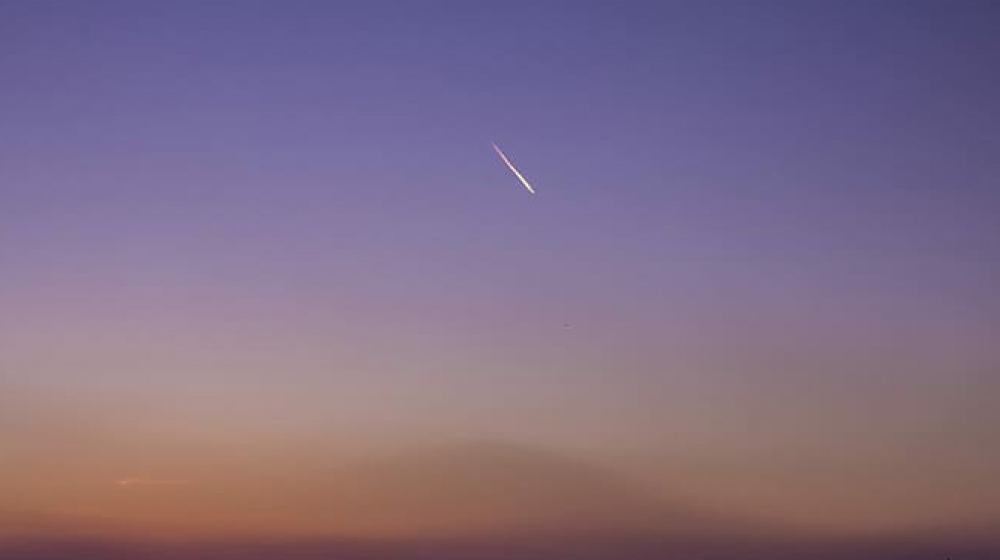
{"left": 1, "top": 0, "right": 999, "bottom": 555}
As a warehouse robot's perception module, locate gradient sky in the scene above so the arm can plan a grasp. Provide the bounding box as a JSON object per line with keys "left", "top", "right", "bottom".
{"left": 1, "top": 0, "right": 999, "bottom": 547}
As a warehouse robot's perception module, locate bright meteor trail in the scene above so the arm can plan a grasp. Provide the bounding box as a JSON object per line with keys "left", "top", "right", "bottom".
{"left": 492, "top": 143, "right": 536, "bottom": 194}
{"left": 116, "top": 478, "right": 188, "bottom": 487}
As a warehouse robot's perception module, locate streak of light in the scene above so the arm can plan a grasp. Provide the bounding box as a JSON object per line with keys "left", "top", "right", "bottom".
{"left": 492, "top": 142, "right": 536, "bottom": 194}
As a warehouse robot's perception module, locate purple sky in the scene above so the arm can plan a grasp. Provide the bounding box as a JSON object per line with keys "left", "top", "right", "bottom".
{"left": 1, "top": 0, "right": 999, "bottom": 547}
